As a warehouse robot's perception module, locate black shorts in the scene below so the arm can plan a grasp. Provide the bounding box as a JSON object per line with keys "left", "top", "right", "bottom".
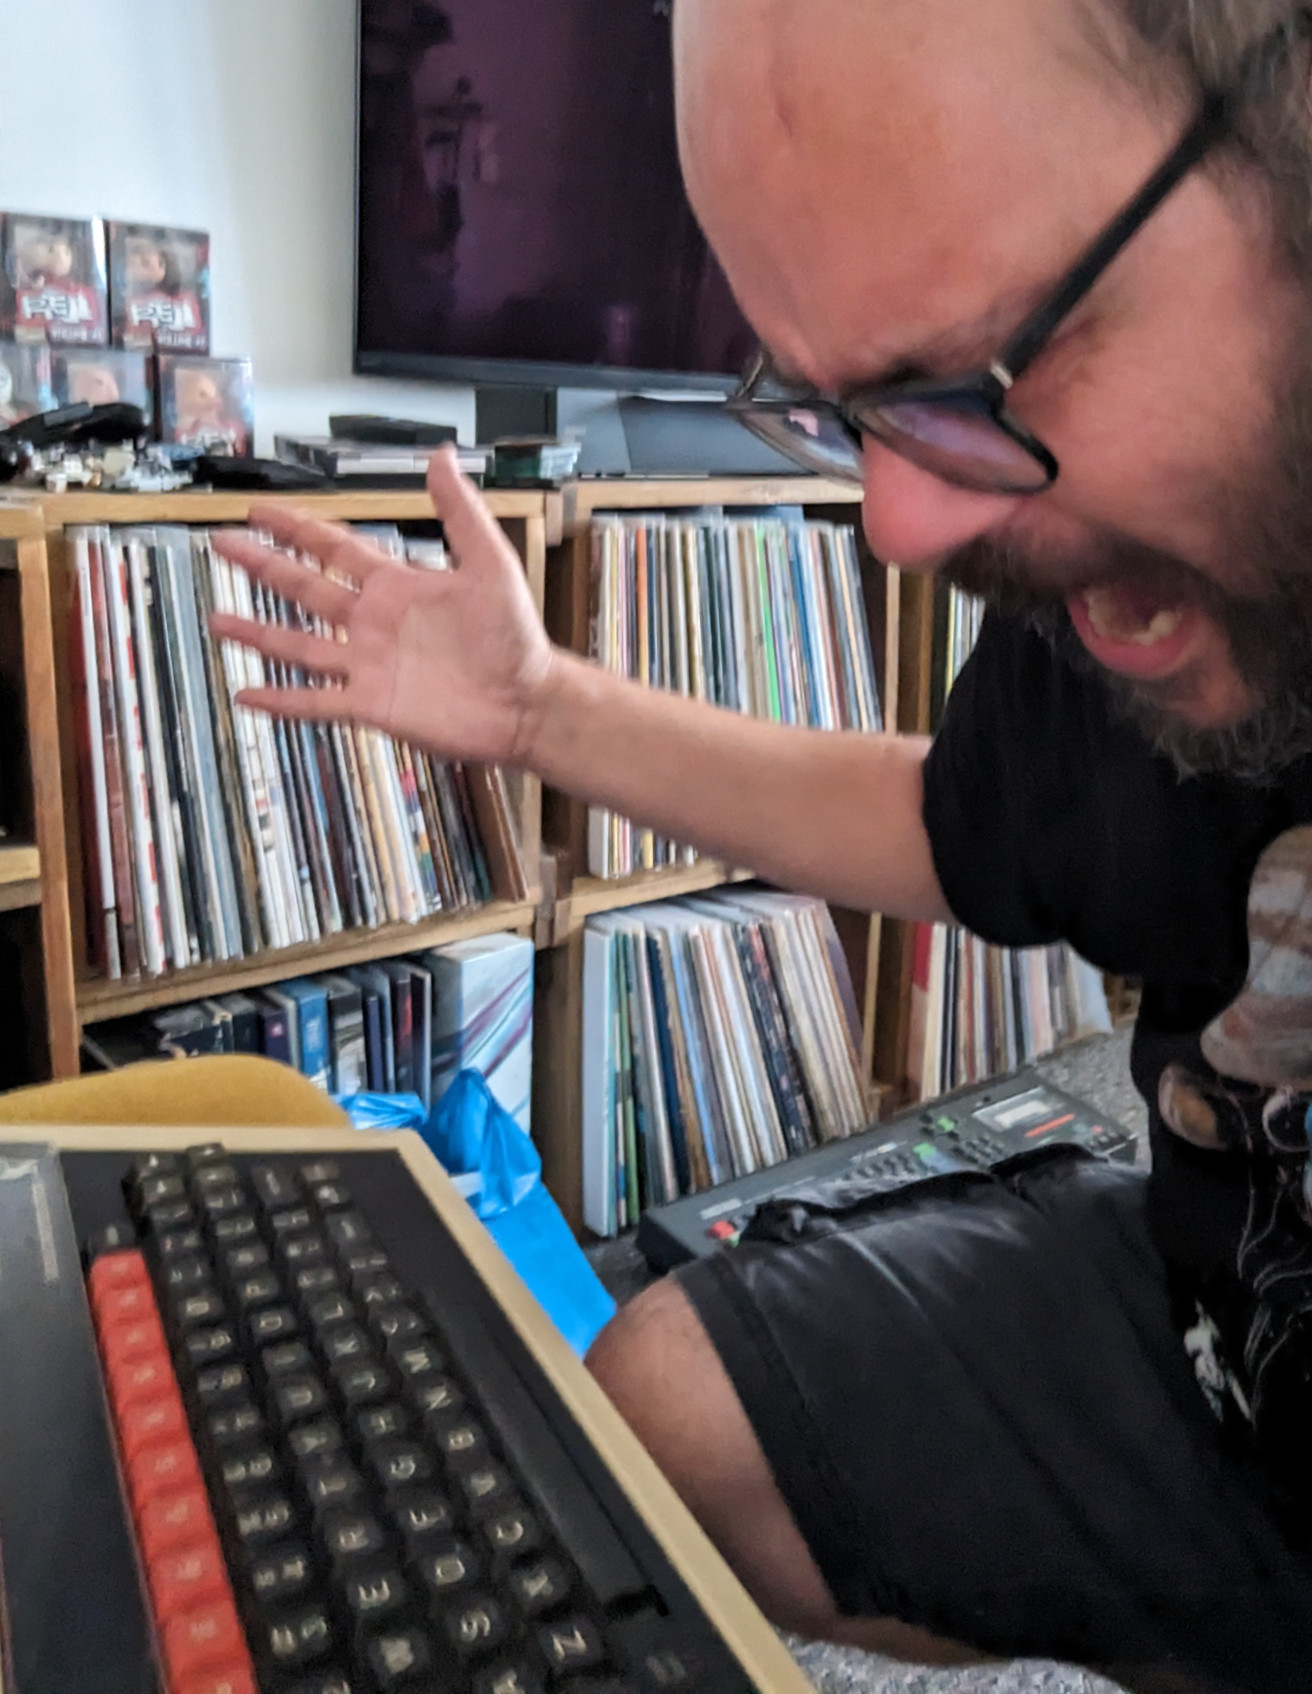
{"left": 676, "top": 1149, "right": 1312, "bottom": 1693}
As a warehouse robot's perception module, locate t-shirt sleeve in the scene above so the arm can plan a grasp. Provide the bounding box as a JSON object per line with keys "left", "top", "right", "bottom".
{"left": 921, "top": 612, "right": 1074, "bottom": 948}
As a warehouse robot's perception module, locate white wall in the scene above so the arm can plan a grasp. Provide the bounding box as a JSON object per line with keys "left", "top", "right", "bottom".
{"left": 0, "top": 0, "right": 475, "bottom": 450}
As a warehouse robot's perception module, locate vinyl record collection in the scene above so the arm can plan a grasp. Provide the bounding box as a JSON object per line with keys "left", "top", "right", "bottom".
{"left": 69, "top": 523, "right": 528, "bottom": 981}
{"left": 905, "top": 587, "right": 1111, "bottom": 1100}
{"left": 581, "top": 887, "right": 869, "bottom": 1236}
{"left": 588, "top": 508, "right": 882, "bottom": 878}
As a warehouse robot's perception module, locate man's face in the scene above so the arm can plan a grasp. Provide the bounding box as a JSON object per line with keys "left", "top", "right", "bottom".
{"left": 676, "top": 0, "right": 1312, "bottom": 776}
{"left": 127, "top": 241, "right": 167, "bottom": 289}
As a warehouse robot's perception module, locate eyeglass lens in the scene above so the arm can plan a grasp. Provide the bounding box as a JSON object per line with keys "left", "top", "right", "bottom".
{"left": 857, "top": 399, "right": 1052, "bottom": 493}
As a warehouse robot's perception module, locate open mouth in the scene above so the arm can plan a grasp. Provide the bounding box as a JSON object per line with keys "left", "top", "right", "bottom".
{"left": 1065, "top": 581, "right": 1207, "bottom": 682}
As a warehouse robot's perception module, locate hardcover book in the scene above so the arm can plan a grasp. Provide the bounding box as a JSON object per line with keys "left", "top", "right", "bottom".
{"left": 424, "top": 933, "right": 534, "bottom": 1134}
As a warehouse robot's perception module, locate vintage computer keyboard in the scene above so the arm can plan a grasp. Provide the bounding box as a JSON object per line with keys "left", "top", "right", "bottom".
{"left": 0, "top": 1126, "right": 813, "bottom": 1694}
{"left": 637, "top": 1069, "right": 1138, "bottom": 1271}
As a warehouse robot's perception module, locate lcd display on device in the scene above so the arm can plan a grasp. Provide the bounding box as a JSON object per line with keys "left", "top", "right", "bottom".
{"left": 354, "top": 0, "right": 757, "bottom": 389}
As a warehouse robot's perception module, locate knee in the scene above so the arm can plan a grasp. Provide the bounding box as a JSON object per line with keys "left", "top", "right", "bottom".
{"left": 585, "top": 1277, "right": 705, "bottom": 1450}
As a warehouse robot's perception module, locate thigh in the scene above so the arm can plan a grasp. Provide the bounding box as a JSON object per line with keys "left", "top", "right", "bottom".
{"left": 676, "top": 1151, "right": 1312, "bottom": 1692}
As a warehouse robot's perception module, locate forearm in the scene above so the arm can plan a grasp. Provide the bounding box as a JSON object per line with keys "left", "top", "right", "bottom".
{"left": 523, "top": 650, "right": 951, "bottom": 921}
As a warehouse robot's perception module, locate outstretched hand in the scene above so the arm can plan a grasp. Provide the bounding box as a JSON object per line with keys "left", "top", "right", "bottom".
{"left": 210, "top": 446, "right": 556, "bottom": 767}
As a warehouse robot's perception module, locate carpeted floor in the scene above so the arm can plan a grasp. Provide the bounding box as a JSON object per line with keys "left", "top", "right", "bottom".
{"left": 586, "top": 1031, "right": 1148, "bottom": 1694}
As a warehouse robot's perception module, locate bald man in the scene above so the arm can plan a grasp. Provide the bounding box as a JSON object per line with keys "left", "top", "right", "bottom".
{"left": 217, "top": 3, "right": 1312, "bottom": 1688}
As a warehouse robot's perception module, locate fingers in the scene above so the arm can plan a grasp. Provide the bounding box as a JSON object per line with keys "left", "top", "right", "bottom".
{"left": 209, "top": 612, "right": 350, "bottom": 679}
{"left": 240, "top": 505, "right": 394, "bottom": 583}
{"left": 213, "top": 531, "right": 360, "bottom": 627}
{"left": 231, "top": 683, "right": 354, "bottom": 722}
{"left": 427, "top": 444, "right": 517, "bottom": 575}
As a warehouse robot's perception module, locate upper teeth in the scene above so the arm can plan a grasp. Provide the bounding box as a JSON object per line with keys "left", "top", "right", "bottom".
{"left": 1083, "top": 587, "right": 1184, "bottom": 646}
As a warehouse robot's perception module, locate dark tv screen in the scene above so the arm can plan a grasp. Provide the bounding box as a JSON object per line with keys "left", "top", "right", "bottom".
{"left": 355, "top": 0, "right": 757, "bottom": 387}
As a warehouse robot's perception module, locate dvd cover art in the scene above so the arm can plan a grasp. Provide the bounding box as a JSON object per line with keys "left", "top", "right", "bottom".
{"left": 108, "top": 222, "right": 210, "bottom": 353}
{"left": 52, "top": 348, "right": 153, "bottom": 429}
{"left": 0, "top": 213, "right": 108, "bottom": 346}
{"left": 0, "top": 343, "right": 54, "bottom": 424}
{"left": 157, "top": 354, "right": 252, "bottom": 455}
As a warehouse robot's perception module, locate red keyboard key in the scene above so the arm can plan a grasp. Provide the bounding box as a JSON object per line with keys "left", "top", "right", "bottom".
{"left": 109, "top": 1353, "right": 178, "bottom": 1411}
{"left": 102, "top": 1315, "right": 169, "bottom": 1371}
{"left": 139, "top": 1489, "right": 216, "bottom": 1560}
{"left": 119, "top": 1394, "right": 188, "bottom": 1459}
{"left": 162, "top": 1598, "right": 245, "bottom": 1683}
{"left": 149, "top": 1539, "right": 229, "bottom": 1617}
{"left": 95, "top": 1281, "right": 158, "bottom": 1326}
{"left": 88, "top": 1250, "right": 149, "bottom": 1301}
{"left": 131, "top": 1439, "right": 202, "bottom": 1508}
{"left": 175, "top": 1664, "right": 258, "bottom": 1694}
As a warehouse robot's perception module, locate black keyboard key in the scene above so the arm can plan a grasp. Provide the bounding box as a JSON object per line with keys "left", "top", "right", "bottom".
{"left": 410, "top": 1375, "right": 465, "bottom": 1419}
{"left": 136, "top": 1171, "right": 187, "bottom": 1211}
{"left": 293, "top": 1264, "right": 342, "bottom": 1300}
{"left": 269, "top": 1206, "right": 315, "bottom": 1238}
{"left": 199, "top": 1183, "right": 248, "bottom": 1220}
{"left": 185, "top": 1141, "right": 228, "bottom": 1169}
{"left": 309, "top": 1180, "right": 352, "bottom": 1212}
{"left": 429, "top": 1414, "right": 489, "bottom": 1467}
{"left": 319, "top": 1323, "right": 373, "bottom": 1368}
{"left": 143, "top": 1198, "right": 194, "bottom": 1233}
{"left": 263, "top": 1340, "right": 315, "bottom": 1380}
{"left": 339, "top": 1561, "right": 410, "bottom": 1627}
{"left": 306, "top": 1290, "right": 356, "bottom": 1331}
{"left": 207, "top": 1401, "right": 266, "bottom": 1449}
{"left": 481, "top": 1503, "right": 545, "bottom": 1564}
{"left": 248, "top": 1304, "right": 300, "bottom": 1347}
{"left": 411, "top": 1537, "right": 480, "bottom": 1601}
{"left": 284, "top": 1671, "right": 354, "bottom": 1694}
{"left": 370, "top": 1303, "right": 427, "bottom": 1346}
{"left": 246, "top": 1540, "right": 315, "bottom": 1609}
{"left": 184, "top": 1322, "right": 239, "bottom": 1369}
{"left": 131, "top": 1151, "right": 180, "bottom": 1182}
{"left": 161, "top": 1254, "right": 209, "bottom": 1294}
{"left": 223, "top": 1240, "right": 271, "bottom": 1279}
{"left": 280, "top": 1234, "right": 330, "bottom": 1272}
{"left": 388, "top": 1487, "right": 456, "bottom": 1553}
{"left": 365, "top": 1439, "right": 435, "bottom": 1493}
{"left": 472, "top": 1661, "right": 542, "bottom": 1694}
{"left": 454, "top": 1461, "right": 516, "bottom": 1518}
{"left": 287, "top": 1417, "right": 345, "bottom": 1462}
{"left": 607, "top": 1613, "right": 723, "bottom": 1694}
{"left": 301, "top": 1160, "right": 342, "bottom": 1184}
{"left": 324, "top": 1210, "right": 372, "bottom": 1253}
{"left": 536, "top": 1616, "right": 606, "bottom": 1678}
{"left": 364, "top": 1625, "right": 435, "bottom": 1689}
{"left": 211, "top": 1212, "right": 260, "bottom": 1247}
{"left": 319, "top": 1507, "right": 388, "bottom": 1567}
{"left": 262, "top": 1599, "right": 335, "bottom": 1674}
{"left": 191, "top": 1160, "right": 242, "bottom": 1192}
{"left": 331, "top": 1359, "right": 393, "bottom": 1410}
{"left": 232, "top": 1490, "right": 299, "bottom": 1550}
{"left": 251, "top": 1162, "right": 303, "bottom": 1210}
{"left": 220, "top": 1444, "right": 282, "bottom": 1493}
{"left": 272, "top": 1373, "right": 331, "bottom": 1426}
{"left": 356, "top": 1273, "right": 405, "bottom": 1310}
{"left": 443, "top": 1593, "right": 510, "bottom": 1661}
{"left": 172, "top": 1288, "right": 229, "bottom": 1330}
{"left": 354, "top": 1402, "right": 409, "bottom": 1444}
{"left": 387, "top": 1335, "right": 445, "bottom": 1387}
{"left": 234, "top": 1270, "right": 283, "bottom": 1311}
{"left": 195, "top": 1361, "right": 252, "bottom": 1409}
{"left": 506, "top": 1556, "right": 572, "bottom": 1617}
{"left": 155, "top": 1225, "right": 204, "bottom": 1261}
{"left": 298, "top": 1453, "right": 368, "bottom": 1515}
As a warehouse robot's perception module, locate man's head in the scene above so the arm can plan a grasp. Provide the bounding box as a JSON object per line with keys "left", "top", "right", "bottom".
{"left": 675, "top": 0, "right": 1312, "bottom": 779}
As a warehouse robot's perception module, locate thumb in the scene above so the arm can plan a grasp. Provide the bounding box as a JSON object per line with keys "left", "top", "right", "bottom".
{"left": 427, "top": 444, "right": 516, "bottom": 578}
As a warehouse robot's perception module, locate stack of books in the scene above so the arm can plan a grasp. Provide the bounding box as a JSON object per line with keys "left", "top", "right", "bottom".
{"left": 83, "top": 932, "right": 535, "bottom": 1129}
{"left": 905, "top": 587, "right": 1111, "bottom": 1099}
{"left": 581, "top": 887, "right": 869, "bottom": 1237}
{"left": 587, "top": 508, "right": 882, "bottom": 879}
{"left": 69, "top": 523, "right": 527, "bottom": 981}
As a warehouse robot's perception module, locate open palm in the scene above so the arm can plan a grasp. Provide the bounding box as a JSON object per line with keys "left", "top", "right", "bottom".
{"left": 210, "top": 448, "right": 556, "bottom": 767}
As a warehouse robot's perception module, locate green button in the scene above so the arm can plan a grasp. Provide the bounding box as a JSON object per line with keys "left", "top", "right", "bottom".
{"left": 915, "top": 1143, "right": 937, "bottom": 1162}
{"left": 935, "top": 1116, "right": 956, "bottom": 1131}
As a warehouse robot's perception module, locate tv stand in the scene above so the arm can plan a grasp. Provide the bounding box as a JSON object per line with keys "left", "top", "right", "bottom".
{"left": 474, "top": 385, "right": 803, "bottom": 479}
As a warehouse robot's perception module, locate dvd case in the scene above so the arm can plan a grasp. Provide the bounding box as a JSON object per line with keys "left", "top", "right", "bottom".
{"left": 157, "top": 354, "right": 253, "bottom": 456}
{"left": 108, "top": 222, "right": 211, "bottom": 353}
{"left": 0, "top": 212, "right": 108, "bottom": 346}
{"left": 0, "top": 343, "right": 54, "bottom": 423}
{"left": 52, "top": 347, "right": 153, "bottom": 429}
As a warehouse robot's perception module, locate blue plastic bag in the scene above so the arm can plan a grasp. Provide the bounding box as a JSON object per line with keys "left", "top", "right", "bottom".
{"left": 342, "top": 1073, "right": 616, "bottom": 1356}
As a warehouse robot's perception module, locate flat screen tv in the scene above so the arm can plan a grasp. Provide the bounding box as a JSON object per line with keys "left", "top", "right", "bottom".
{"left": 354, "top": 0, "right": 757, "bottom": 392}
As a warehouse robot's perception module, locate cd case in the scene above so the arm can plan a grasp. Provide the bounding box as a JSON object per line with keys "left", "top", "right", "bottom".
{"left": 157, "top": 354, "right": 253, "bottom": 455}
{"left": 0, "top": 213, "right": 108, "bottom": 346}
{"left": 108, "top": 222, "right": 211, "bottom": 353}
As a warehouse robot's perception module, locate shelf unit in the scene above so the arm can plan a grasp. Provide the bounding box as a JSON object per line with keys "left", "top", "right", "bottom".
{"left": 533, "top": 476, "right": 901, "bottom": 1229}
{"left": 15, "top": 487, "right": 555, "bottom": 1074}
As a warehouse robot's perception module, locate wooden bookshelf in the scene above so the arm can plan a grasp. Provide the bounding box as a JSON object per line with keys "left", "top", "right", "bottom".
{"left": 15, "top": 488, "right": 553, "bottom": 1079}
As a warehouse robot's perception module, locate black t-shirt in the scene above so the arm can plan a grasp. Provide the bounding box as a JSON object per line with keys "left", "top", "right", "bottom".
{"left": 922, "top": 611, "right": 1312, "bottom": 1313}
